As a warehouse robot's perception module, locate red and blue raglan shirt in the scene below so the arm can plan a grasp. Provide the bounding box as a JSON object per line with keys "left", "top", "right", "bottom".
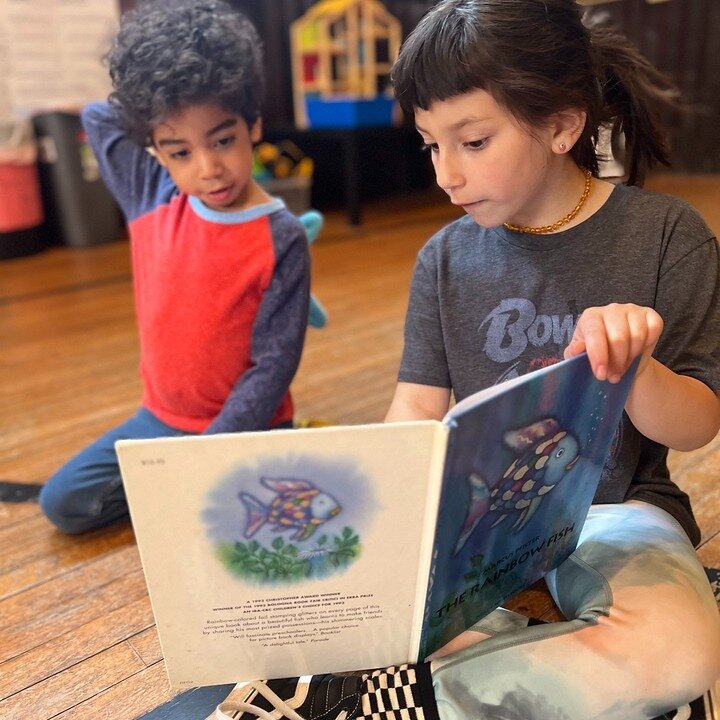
{"left": 81, "top": 102, "right": 310, "bottom": 434}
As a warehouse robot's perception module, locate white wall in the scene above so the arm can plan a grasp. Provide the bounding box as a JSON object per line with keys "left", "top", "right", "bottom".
{"left": 0, "top": 0, "right": 118, "bottom": 121}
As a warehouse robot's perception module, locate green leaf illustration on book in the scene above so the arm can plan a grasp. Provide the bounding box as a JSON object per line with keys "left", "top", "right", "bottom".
{"left": 215, "top": 526, "right": 361, "bottom": 583}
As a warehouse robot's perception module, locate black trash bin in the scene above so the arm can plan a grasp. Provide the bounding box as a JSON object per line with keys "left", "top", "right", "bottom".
{"left": 0, "top": 119, "right": 45, "bottom": 260}
{"left": 33, "top": 111, "right": 122, "bottom": 248}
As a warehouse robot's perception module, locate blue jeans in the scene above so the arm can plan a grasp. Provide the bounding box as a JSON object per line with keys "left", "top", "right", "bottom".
{"left": 40, "top": 408, "right": 192, "bottom": 534}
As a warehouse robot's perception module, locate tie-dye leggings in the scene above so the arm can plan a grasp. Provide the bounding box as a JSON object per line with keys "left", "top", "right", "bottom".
{"left": 431, "top": 501, "right": 720, "bottom": 720}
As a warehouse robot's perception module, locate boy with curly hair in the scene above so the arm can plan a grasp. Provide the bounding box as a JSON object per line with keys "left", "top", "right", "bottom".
{"left": 40, "top": 0, "right": 311, "bottom": 534}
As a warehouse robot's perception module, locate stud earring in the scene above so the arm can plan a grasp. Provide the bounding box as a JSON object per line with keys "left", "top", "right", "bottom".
{"left": 558, "top": 142, "right": 567, "bottom": 152}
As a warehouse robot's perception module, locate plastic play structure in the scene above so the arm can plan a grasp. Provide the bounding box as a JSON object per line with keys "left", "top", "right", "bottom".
{"left": 290, "top": 0, "right": 402, "bottom": 129}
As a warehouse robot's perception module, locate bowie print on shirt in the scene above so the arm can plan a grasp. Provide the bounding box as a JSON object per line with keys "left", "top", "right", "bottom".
{"left": 479, "top": 298, "right": 576, "bottom": 383}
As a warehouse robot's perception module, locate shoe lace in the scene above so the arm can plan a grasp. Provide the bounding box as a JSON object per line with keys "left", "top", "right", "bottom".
{"left": 215, "top": 680, "right": 349, "bottom": 720}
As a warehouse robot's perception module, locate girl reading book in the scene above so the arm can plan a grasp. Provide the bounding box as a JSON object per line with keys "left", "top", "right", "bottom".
{"left": 219, "top": 1, "right": 720, "bottom": 718}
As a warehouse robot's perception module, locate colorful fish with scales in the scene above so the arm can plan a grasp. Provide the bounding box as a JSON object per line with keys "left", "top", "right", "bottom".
{"left": 454, "top": 418, "right": 582, "bottom": 554}
{"left": 239, "top": 476, "right": 342, "bottom": 542}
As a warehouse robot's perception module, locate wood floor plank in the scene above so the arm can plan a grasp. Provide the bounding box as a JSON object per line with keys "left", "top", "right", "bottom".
{"left": 0, "top": 284, "right": 139, "bottom": 484}
{"left": 0, "top": 515, "right": 134, "bottom": 588}
{"left": 668, "top": 433, "right": 720, "bottom": 482}
{"left": 0, "top": 240, "right": 131, "bottom": 303}
{"left": 678, "top": 448, "right": 720, "bottom": 543}
{"left": 504, "top": 580, "right": 563, "bottom": 622}
{"left": 0, "top": 549, "right": 143, "bottom": 659}
{"left": 0, "top": 502, "right": 40, "bottom": 531}
{"left": 0, "top": 640, "right": 147, "bottom": 720}
{"left": 697, "top": 531, "right": 720, "bottom": 571}
{"left": 51, "top": 661, "right": 176, "bottom": 720}
{"left": 0, "top": 595, "right": 153, "bottom": 699}
{"left": 126, "top": 626, "right": 163, "bottom": 667}
{"left": 0, "top": 572, "right": 147, "bottom": 669}
{"left": 0, "top": 523, "right": 135, "bottom": 600}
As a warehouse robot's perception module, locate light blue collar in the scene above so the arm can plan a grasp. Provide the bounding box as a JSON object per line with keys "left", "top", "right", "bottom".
{"left": 188, "top": 195, "right": 285, "bottom": 224}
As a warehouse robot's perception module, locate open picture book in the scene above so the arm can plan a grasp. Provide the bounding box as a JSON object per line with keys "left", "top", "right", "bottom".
{"left": 116, "top": 353, "right": 636, "bottom": 689}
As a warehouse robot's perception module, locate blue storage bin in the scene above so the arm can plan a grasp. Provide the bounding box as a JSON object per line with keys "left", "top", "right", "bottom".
{"left": 306, "top": 97, "right": 395, "bottom": 128}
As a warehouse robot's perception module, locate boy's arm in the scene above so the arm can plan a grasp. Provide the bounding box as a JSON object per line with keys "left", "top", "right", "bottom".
{"left": 81, "top": 102, "right": 175, "bottom": 220}
{"left": 385, "top": 382, "right": 450, "bottom": 422}
{"left": 203, "top": 218, "right": 310, "bottom": 434}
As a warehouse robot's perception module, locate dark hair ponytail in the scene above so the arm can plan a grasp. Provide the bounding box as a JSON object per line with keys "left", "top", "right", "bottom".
{"left": 585, "top": 18, "right": 681, "bottom": 185}
{"left": 392, "top": 0, "right": 682, "bottom": 186}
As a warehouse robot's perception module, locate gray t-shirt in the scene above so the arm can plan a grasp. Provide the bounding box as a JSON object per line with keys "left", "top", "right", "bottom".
{"left": 399, "top": 184, "right": 720, "bottom": 546}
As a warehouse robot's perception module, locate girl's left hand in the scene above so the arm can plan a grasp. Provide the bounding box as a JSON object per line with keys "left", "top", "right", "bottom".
{"left": 563, "top": 303, "right": 663, "bottom": 383}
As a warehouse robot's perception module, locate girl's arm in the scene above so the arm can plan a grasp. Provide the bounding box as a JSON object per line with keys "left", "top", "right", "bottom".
{"left": 625, "top": 359, "right": 720, "bottom": 451}
{"left": 385, "top": 382, "right": 451, "bottom": 422}
{"left": 565, "top": 303, "right": 720, "bottom": 451}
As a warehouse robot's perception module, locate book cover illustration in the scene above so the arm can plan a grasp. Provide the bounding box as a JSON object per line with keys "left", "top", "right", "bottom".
{"left": 419, "top": 354, "right": 634, "bottom": 658}
{"left": 204, "top": 456, "right": 374, "bottom": 584}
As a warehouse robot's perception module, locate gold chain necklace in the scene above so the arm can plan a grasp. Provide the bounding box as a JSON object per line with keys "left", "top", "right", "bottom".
{"left": 503, "top": 170, "right": 593, "bottom": 234}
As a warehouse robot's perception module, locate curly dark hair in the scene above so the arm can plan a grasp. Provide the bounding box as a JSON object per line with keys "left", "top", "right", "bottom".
{"left": 106, "top": 0, "right": 264, "bottom": 146}
{"left": 392, "top": 0, "right": 681, "bottom": 185}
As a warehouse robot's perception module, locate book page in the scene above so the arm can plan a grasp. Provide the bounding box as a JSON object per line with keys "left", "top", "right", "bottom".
{"left": 421, "top": 354, "right": 635, "bottom": 658}
{"left": 117, "top": 421, "right": 447, "bottom": 688}
{"left": 443, "top": 354, "right": 579, "bottom": 423}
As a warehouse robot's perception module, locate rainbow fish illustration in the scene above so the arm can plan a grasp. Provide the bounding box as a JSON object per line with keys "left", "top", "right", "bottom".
{"left": 239, "top": 476, "right": 341, "bottom": 542}
{"left": 454, "top": 418, "right": 581, "bottom": 553}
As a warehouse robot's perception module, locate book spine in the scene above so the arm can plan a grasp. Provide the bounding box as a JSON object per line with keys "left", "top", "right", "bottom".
{"left": 406, "top": 422, "right": 453, "bottom": 662}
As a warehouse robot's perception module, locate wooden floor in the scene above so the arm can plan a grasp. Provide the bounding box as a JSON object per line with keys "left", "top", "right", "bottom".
{"left": 1, "top": 175, "right": 719, "bottom": 719}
